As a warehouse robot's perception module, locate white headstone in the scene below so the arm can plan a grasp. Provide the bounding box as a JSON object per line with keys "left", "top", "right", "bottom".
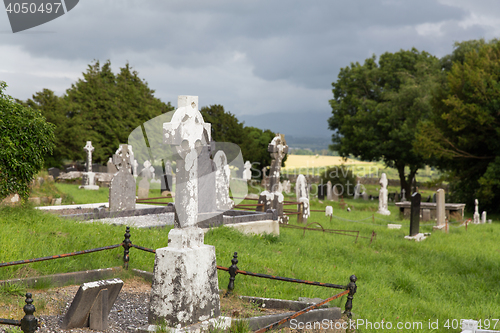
{"left": 481, "top": 211, "right": 487, "bottom": 224}
{"left": 109, "top": 144, "right": 136, "bottom": 211}
{"left": 473, "top": 199, "right": 480, "bottom": 224}
{"left": 326, "top": 181, "right": 333, "bottom": 201}
{"left": 242, "top": 161, "right": 252, "bottom": 181}
{"left": 436, "top": 189, "right": 446, "bottom": 227}
{"left": 295, "top": 174, "right": 308, "bottom": 202}
{"left": 353, "top": 180, "right": 361, "bottom": 199}
{"left": 325, "top": 206, "right": 333, "bottom": 217}
{"left": 377, "top": 173, "right": 390, "bottom": 215}
{"left": 214, "top": 150, "right": 234, "bottom": 210}
{"left": 82, "top": 141, "right": 99, "bottom": 190}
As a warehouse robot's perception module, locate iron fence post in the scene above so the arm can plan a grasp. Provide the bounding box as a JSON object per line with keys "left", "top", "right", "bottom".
{"left": 227, "top": 252, "right": 238, "bottom": 295}
{"left": 344, "top": 275, "right": 357, "bottom": 319}
{"left": 123, "top": 226, "right": 132, "bottom": 269}
{"left": 20, "top": 293, "right": 37, "bottom": 333}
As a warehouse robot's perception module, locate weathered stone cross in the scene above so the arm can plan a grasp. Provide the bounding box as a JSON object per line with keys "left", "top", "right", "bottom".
{"left": 163, "top": 96, "right": 211, "bottom": 228}
{"left": 83, "top": 141, "right": 95, "bottom": 173}
{"left": 267, "top": 134, "right": 288, "bottom": 192}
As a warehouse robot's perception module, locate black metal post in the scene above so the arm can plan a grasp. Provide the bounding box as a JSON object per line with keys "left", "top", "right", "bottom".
{"left": 226, "top": 252, "right": 239, "bottom": 295}
{"left": 123, "top": 226, "right": 132, "bottom": 269}
{"left": 20, "top": 293, "right": 37, "bottom": 333}
{"left": 410, "top": 192, "right": 421, "bottom": 237}
{"left": 344, "top": 275, "right": 357, "bottom": 319}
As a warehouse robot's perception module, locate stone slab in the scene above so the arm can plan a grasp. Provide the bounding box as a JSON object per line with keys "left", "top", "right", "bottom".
{"left": 202, "top": 220, "right": 279, "bottom": 236}
{"left": 61, "top": 278, "right": 123, "bottom": 329}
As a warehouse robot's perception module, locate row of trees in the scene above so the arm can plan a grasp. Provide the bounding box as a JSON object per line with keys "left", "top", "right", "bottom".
{"left": 19, "top": 60, "right": 277, "bottom": 173}
{"left": 328, "top": 39, "right": 500, "bottom": 212}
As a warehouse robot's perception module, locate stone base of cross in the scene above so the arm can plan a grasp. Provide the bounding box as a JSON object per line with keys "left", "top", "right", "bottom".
{"left": 80, "top": 172, "right": 99, "bottom": 190}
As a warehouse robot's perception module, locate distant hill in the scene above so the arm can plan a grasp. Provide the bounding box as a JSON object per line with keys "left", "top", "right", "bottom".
{"left": 239, "top": 111, "right": 332, "bottom": 150}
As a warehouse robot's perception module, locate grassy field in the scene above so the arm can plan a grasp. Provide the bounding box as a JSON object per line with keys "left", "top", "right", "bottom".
{"left": 1, "top": 182, "right": 499, "bottom": 332}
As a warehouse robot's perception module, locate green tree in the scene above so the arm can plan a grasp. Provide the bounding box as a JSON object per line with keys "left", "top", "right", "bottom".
{"left": 0, "top": 81, "right": 55, "bottom": 201}
{"left": 24, "top": 60, "right": 174, "bottom": 166}
{"left": 239, "top": 126, "right": 276, "bottom": 178}
{"left": 328, "top": 48, "right": 440, "bottom": 196}
{"left": 415, "top": 39, "right": 500, "bottom": 211}
{"left": 200, "top": 104, "right": 245, "bottom": 145}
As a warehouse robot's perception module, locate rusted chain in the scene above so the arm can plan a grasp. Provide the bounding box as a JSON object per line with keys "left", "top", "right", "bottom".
{"left": 216, "top": 266, "right": 346, "bottom": 290}
{"left": 234, "top": 204, "right": 264, "bottom": 207}
{"left": 0, "top": 244, "right": 122, "bottom": 268}
{"left": 131, "top": 244, "right": 156, "bottom": 253}
{"left": 254, "top": 289, "right": 350, "bottom": 333}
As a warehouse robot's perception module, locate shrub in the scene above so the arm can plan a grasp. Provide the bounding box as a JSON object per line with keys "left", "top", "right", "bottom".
{"left": 0, "top": 81, "right": 55, "bottom": 201}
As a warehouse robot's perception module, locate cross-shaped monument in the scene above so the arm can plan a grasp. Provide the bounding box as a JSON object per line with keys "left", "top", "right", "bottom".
{"left": 81, "top": 141, "right": 99, "bottom": 190}
{"left": 109, "top": 144, "right": 135, "bottom": 211}
{"left": 267, "top": 134, "right": 288, "bottom": 192}
{"left": 148, "top": 96, "right": 221, "bottom": 328}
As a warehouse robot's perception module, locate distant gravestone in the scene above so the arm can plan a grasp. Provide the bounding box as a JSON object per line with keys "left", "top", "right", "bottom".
{"left": 282, "top": 180, "right": 291, "bottom": 193}
{"left": 267, "top": 134, "right": 288, "bottom": 192}
{"left": 377, "top": 173, "right": 390, "bottom": 215}
{"left": 332, "top": 184, "right": 340, "bottom": 201}
{"left": 325, "top": 206, "right": 333, "bottom": 217}
{"left": 261, "top": 166, "right": 268, "bottom": 188}
{"left": 48, "top": 167, "right": 60, "bottom": 179}
{"left": 81, "top": 141, "right": 99, "bottom": 190}
{"left": 107, "top": 157, "right": 118, "bottom": 174}
{"left": 401, "top": 189, "right": 407, "bottom": 202}
{"left": 295, "top": 174, "right": 308, "bottom": 202}
{"left": 243, "top": 161, "right": 252, "bottom": 181}
{"left": 422, "top": 209, "right": 431, "bottom": 222}
{"left": 473, "top": 199, "right": 480, "bottom": 224}
{"left": 138, "top": 178, "right": 150, "bottom": 199}
{"left": 409, "top": 192, "right": 421, "bottom": 237}
{"left": 326, "top": 181, "right": 333, "bottom": 201}
{"left": 318, "top": 184, "right": 326, "bottom": 200}
{"left": 353, "top": 181, "right": 361, "bottom": 199}
{"left": 109, "top": 144, "right": 136, "bottom": 212}
{"left": 61, "top": 278, "right": 123, "bottom": 330}
{"left": 214, "top": 150, "right": 234, "bottom": 210}
{"left": 436, "top": 189, "right": 446, "bottom": 228}
{"left": 482, "top": 211, "right": 487, "bottom": 224}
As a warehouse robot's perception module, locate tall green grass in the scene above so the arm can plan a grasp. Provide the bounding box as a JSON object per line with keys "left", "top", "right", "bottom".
{"left": 0, "top": 197, "right": 499, "bottom": 332}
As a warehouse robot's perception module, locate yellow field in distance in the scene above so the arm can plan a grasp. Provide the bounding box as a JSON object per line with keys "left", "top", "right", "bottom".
{"left": 284, "top": 155, "right": 373, "bottom": 170}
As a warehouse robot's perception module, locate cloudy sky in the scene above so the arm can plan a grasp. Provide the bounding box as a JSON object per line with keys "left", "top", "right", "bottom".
{"left": 1, "top": 0, "right": 500, "bottom": 139}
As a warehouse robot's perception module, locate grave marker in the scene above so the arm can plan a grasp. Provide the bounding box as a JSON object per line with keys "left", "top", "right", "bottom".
{"left": 326, "top": 181, "right": 333, "bottom": 201}
{"left": 109, "top": 144, "right": 136, "bottom": 212}
{"left": 81, "top": 141, "right": 99, "bottom": 190}
{"left": 377, "top": 173, "right": 390, "bottom": 215}
{"left": 409, "top": 192, "right": 421, "bottom": 237}
{"left": 435, "top": 189, "right": 446, "bottom": 229}
{"left": 243, "top": 161, "right": 252, "bottom": 181}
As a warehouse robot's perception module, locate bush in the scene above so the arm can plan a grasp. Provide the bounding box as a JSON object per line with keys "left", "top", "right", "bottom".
{"left": 320, "top": 165, "right": 356, "bottom": 197}
{"left": 0, "top": 82, "right": 55, "bottom": 201}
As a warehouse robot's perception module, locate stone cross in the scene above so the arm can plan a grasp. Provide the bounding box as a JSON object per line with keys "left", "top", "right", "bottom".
{"left": 163, "top": 95, "right": 211, "bottom": 228}
{"left": 83, "top": 141, "right": 95, "bottom": 173}
{"left": 409, "top": 192, "right": 421, "bottom": 236}
{"left": 243, "top": 161, "right": 252, "bottom": 181}
{"left": 473, "top": 199, "right": 480, "bottom": 224}
{"left": 267, "top": 134, "right": 288, "bottom": 192}
{"left": 109, "top": 144, "right": 136, "bottom": 212}
{"left": 401, "top": 188, "right": 406, "bottom": 202}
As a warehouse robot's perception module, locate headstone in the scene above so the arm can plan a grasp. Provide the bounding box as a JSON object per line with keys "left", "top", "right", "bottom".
{"left": 326, "top": 181, "right": 333, "bottom": 201}
{"left": 362, "top": 191, "right": 368, "bottom": 201}
{"left": 295, "top": 174, "right": 309, "bottom": 202}
{"left": 436, "top": 189, "right": 446, "bottom": 228}
{"left": 353, "top": 180, "right": 361, "bottom": 199}
{"left": 242, "top": 161, "right": 252, "bottom": 181}
{"left": 332, "top": 184, "right": 340, "bottom": 201}
{"left": 197, "top": 143, "right": 217, "bottom": 214}
{"left": 299, "top": 197, "right": 310, "bottom": 224}
{"left": 109, "top": 144, "right": 136, "bottom": 212}
{"left": 481, "top": 211, "right": 487, "bottom": 224}
{"left": 325, "top": 206, "right": 333, "bottom": 217}
{"left": 61, "top": 278, "right": 123, "bottom": 330}
{"left": 318, "top": 184, "right": 326, "bottom": 200}
{"left": 132, "top": 159, "right": 138, "bottom": 178}
{"left": 409, "top": 192, "right": 421, "bottom": 236}
{"left": 107, "top": 157, "right": 118, "bottom": 174}
{"left": 422, "top": 209, "right": 431, "bottom": 221}
{"left": 377, "top": 173, "right": 390, "bottom": 215}
{"left": 81, "top": 141, "right": 99, "bottom": 190}
{"left": 473, "top": 199, "right": 480, "bottom": 224}
{"left": 161, "top": 161, "right": 173, "bottom": 193}
{"left": 48, "top": 167, "right": 60, "bottom": 179}
{"left": 266, "top": 134, "right": 288, "bottom": 192}
{"left": 138, "top": 178, "right": 150, "bottom": 199}
{"left": 149, "top": 96, "right": 220, "bottom": 327}
{"left": 141, "top": 160, "right": 154, "bottom": 179}
{"left": 401, "top": 188, "right": 407, "bottom": 202}
{"left": 394, "top": 192, "right": 400, "bottom": 202}
{"left": 283, "top": 180, "right": 291, "bottom": 193}
{"left": 214, "top": 150, "right": 234, "bottom": 210}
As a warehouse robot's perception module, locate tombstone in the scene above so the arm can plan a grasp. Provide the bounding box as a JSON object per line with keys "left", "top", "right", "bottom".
{"left": 161, "top": 161, "right": 173, "bottom": 193}
{"left": 137, "top": 178, "right": 150, "bottom": 199}
{"left": 432, "top": 193, "right": 437, "bottom": 203}
{"left": 266, "top": 134, "right": 288, "bottom": 193}
{"left": 394, "top": 192, "right": 400, "bottom": 202}
{"left": 214, "top": 150, "right": 234, "bottom": 210}
{"left": 295, "top": 174, "right": 309, "bottom": 224}
{"left": 318, "top": 184, "right": 326, "bottom": 200}
{"left": 473, "top": 199, "right": 480, "bottom": 224}
{"left": 332, "top": 184, "right": 340, "bottom": 201}
{"left": 325, "top": 206, "right": 333, "bottom": 217}
{"left": 326, "top": 181, "right": 333, "bottom": 201}
{"left": 482, "top": 211, "right": 487, "bottom": 224}
{"left": 298, "top": 197, "right": 310, "bottom": 224}
{"left": 48, "top": 167, "right": 61, "bottom": 179}
{"left": 242, "top": 161, "right": 252, "bottom": 181}
{"left": 426, "top": 195, "right": 432, "bottom": 202}
{"left": 132, "top": 159, "right": 138, "bottom": 178}
{"left": 283, "top": 180, "right": 291, "bottom": 194}
{"left": 401, "top": 189, "right": 407, "bottom": 202}
{"left": 109, "top": 144, "right": 136, "bottom": 212}
{"left": 81, "top": 141, "right": 99, "bottom": 190}
{"left": 61, "top": 279, "right": 123, "bottom": 330}
{"left": 377, "top": 173, "right": 390, "bottom": 215}
{"left": 422, "top": 209, "right": 431, "bottom": 222}
{"left": 140, "top": 160, "right": 153, "bottom": 179}
{"left": 353, "top": 181, "right": 361, "bottom": 199}
{"left": 107, "top": 157, "right": 118, "bottom": 174}
{"left": 436, "top": 189, "right": 446, "bottom": 228}
{"left": 149, "top": 96, "right": 220, "bottom": 327}
{"left": 409, "top": 192, "right": 421, "bottom": 237}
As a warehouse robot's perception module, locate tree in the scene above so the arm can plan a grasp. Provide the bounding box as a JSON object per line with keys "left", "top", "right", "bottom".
{"left": 24, "top": 60, "right": 174, "bottom": 166}
{"left": 0, "top": 81, "right": 55, "bottom": 201}
{"left": 240, "top": 126, "right": 276, "bottom": 178}
{"left": 414, "top": 39, "right": 500, "bottom": 211}
{"left": 200, "top": 104, "right": 246, "bottom": 145}
{"left": 328, "top": 48, "right": 440, "bottom": 196}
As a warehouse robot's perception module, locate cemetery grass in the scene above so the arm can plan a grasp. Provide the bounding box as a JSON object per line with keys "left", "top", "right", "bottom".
{"left": 0, "top": 203, "right": 499, "bottom": 333}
